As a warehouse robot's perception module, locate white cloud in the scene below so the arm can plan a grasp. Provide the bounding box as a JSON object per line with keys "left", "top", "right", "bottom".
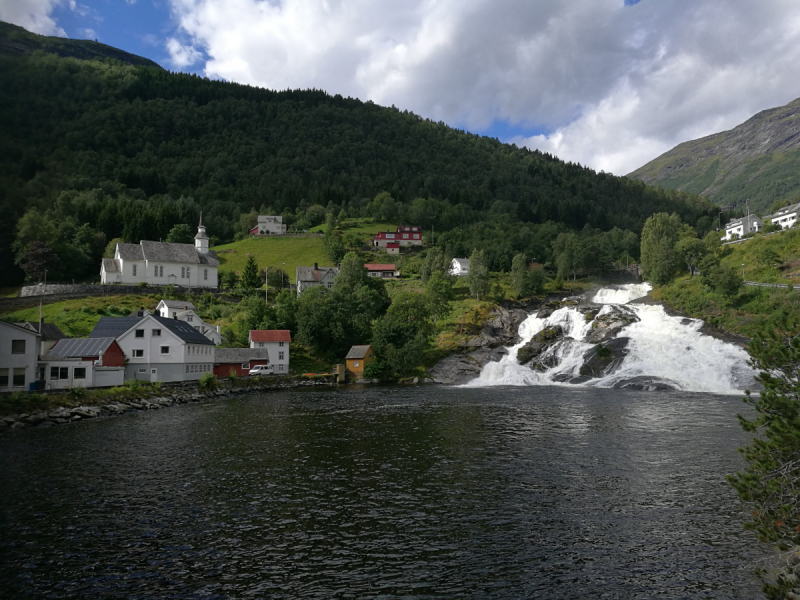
{"left": 0, "top": 0, "right": 66, "bottom": 36}
{"left": 165, "top": 37, "right": 202, "bottom": 67}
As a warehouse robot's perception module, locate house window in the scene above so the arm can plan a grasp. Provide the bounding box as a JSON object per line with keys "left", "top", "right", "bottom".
{"left": 187, "top": 316, "right": 193, "bottom": 322}
{"left": 0, "top": 368, "right": 7, "bottom": 386}
{"left": 160, "top": 266, "right": 164, "bottom": 277}
{"left": 135, "top": 329, "right": 144, "bottom": 338}
{"left": 73, "top": 367, "right": 86, "bottom": 380}
{"left": 403, "top": 234, "right": 408, "bottom": 239}
{"left": 242, "top": 363, "right": 250, "bottom": 369}
{"left": 152, "top": 329, "right": 161, "bottom": 336}
{"left": 133, "top": 264, "right": 137, "bottom": 276}
{"left": 278, "top": 351, "right": 284, "bottom": 360}
{"left": 50, "top": 367, "right": 59, "bottom": 381}
{"left": 138, "top": 368, "right": 147, "bottom": 373}
{"left": 181, "top": 267, "right": 186, "bottom": 278}
{"left": 185, "top": 365, "right": 190, "bottom": 374}
{"left": 13, "top": 368, "right": 26, "bottom": 387}
{"left": 258, "top": 342, "right": 264, "bottom": 348}
{"left": 133, "top": 349, "right": 144, "bottom": 358}
{"left": 11, "top": 339, "right": 25, "bottom": 354}
{"left": 354, "top": 361, "right": 359, "bottom": 367}
{"left": 279, "top": 342, "right": 284, "bottom": 347}
{"left": 327, "top": 282, "right": 333, "bottom": 288}
{"left": 59, "top": 367, "right": 68, "bottom": 380}
{"left": 278, "top": 364, "right": 284, "bottom": 372}
{"left": 154, "top": 265, "right": 159, "bottom": 277}
{"left": 204, "top": 269, "right": 208, "bottom": 281}
{"left": 160, "top": 346, "right": 170, "bottom": 355}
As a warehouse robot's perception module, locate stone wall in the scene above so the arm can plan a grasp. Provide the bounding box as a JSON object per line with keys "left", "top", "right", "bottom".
{"left": 19, "top": 283, "right": 219, "bottom": 298}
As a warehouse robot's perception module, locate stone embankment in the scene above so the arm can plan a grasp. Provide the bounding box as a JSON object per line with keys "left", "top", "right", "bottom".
{"left": 1, "top": 376, "right": 335, "bottom": 432}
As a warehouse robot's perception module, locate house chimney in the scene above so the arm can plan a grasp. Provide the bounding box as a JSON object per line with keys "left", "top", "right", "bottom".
{"left": 314, "top": 263, "right": 318, "bottom": 270}
{"left": 98, "top": 349, "right": 104, "bottom": 366}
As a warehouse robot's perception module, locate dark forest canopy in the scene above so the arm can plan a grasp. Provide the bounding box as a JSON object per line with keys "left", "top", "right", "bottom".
{"left": 0, "top": 26, "right": 719, "bottom": 284}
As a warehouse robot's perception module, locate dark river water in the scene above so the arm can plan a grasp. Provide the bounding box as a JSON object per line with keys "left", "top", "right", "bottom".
{"left": 0, "top": 386, "right": 766, "bottom": 598}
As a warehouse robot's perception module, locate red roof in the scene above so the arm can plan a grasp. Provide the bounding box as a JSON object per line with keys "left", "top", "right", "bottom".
{"left": 249, "top": 330, "right": 292, "bottom": 342}
{"left": 249, "top": 225, "right": 259, "bottom": 234}
{"left": 364, "top": 264, "right": 396, "bottom": 271}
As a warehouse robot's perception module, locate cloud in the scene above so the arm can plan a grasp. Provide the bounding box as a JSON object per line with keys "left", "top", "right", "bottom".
{"left": 0, "top": 0, "right": 66, "bottom": 36}
{"left": 165, "top": 37, "right": 203, "bottom": 67}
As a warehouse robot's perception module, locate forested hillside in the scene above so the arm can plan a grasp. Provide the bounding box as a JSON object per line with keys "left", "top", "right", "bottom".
{"left": 0, "top": 23, "right": 718, "bottom": 285}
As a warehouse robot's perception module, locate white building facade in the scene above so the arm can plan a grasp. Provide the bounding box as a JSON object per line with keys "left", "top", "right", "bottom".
{"left": 252, "top": 215, "right": 287, "bottom": 235}
{"left": 764, "top": 202, "right": 800, "bottom": 231}
{"left": 154, "top": 300, "right": 223, "bottom": 345}
{"left": 296, "top": 264, "right": 339, "bottom": 296}
{"left": 248, "top": 330, "right": 291, "bottom": 374}
{"left": 722, "top": 215, "right": 763, "bottom": 241}
{"left": 0, "top": 321, "right": 40, "bottom": 392}
{"left": 101, "top": 217, "right": 219, "bottom": 288}
{"left": 450, "top": 258, "right": 470, "bottom": 276}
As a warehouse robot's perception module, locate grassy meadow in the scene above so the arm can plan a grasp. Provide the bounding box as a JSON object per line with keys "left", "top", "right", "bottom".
{"left": 721, "top": 228, "right": 800, "bottom": 284}
{"left": 212, "top": 236, "right": 329, "bottom": 283}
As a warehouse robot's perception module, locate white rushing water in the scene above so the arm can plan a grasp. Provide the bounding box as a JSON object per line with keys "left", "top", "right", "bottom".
{"left": 465, "top": 283, "right": 756, "bottom": 394}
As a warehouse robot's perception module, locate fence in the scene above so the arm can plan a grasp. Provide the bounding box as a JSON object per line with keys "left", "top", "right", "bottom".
{"left": 744, "top": 280, "right": 796, "bottom": 290}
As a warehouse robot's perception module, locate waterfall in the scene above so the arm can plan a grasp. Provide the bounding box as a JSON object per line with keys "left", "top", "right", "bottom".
{"left": 464, "top": 283, "right": 756, "bottom": 394}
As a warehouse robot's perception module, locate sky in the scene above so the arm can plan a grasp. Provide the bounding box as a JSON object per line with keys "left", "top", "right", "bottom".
{"left": 4, "top": 0, "right": 800, "bottom": 176}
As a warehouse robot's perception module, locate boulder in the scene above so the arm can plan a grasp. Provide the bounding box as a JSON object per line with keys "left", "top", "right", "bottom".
{"left": 517, "top": 326, "right": 563, "bottom": 367}
{"left": 585, "top": 305, "right": 639, "bottom": 344}
{"left": 579, "top": 338, "right": 630, "bottom": 378}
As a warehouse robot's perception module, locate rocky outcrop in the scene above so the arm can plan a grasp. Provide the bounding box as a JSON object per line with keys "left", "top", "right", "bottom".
{"left": 516, "top": 326, "right": 563, "bottom": 368}
{"left": 579, "top": 338, "right": 630, "bottom": 378}
{"left": 429, "top": 347, "right": 508, "bottom": 385}
{"left": 460, "top": 305, "right": 531, "bottom": 349}
{"left": 584, "top": 305, "right": 639, "bottom": 344}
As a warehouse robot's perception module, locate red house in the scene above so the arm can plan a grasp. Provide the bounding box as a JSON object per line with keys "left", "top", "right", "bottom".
{"left": 372, "top": 226, "right": 423, "bottom": 248}
{"left": 213, "top": 348, "right": 271, "bottom": 377}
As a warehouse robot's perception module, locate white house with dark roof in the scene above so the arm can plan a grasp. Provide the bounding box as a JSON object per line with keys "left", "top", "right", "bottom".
{"left": 88, "top": 314, "right": 215, "bottom": 382}
{"left": 154, "top": 300, "right": 222, "bottom": 345}
{"left": 41, "top": 337, "right": 126, "bottom": 389}
{"left": 296, "top": 263, "right": 340, "bottom": 296}
{"left": 14, "top": 321, "right": 67, "bottom": 355}
{"left": 0, "top": 321, "right": 40, "bottom": 392}
{"left": 101, "top": 216, "right": 219, "bottom": 288}
{"left": 763, "top": 201, "right": 800, "bottom": 231}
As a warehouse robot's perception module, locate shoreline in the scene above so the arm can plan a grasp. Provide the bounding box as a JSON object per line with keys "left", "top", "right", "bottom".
{"left": 1, "top": 375, "right": 338, "bottom": 432}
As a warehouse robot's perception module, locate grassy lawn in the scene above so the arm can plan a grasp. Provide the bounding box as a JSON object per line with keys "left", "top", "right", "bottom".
{"left": 0, "top": 295, "right": 165, "bottom": 337}
{"left": 308, "top": 218, "right": 397, "bottom": 236}
{"left": 212, "top": 236, "right": 330, "bottom": 283}
{"left": 0, "top": 287, "right": 20, "bottom": 298}
{"left": 721, "top": 228, "right": 800, "bottom": 284}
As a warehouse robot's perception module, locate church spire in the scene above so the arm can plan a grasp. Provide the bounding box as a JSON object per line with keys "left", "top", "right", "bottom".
{"left": 195, "top": 212, "right": 209, "bottom": 254}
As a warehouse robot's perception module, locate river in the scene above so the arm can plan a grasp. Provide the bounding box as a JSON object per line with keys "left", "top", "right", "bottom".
{"left": 0, "top": 385, "right": 765, "bottom": 598}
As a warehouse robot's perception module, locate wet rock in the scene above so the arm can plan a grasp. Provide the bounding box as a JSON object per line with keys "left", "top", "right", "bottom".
{"left": 584, "top": 305, "right": 639, "bottom": 344}
{"left": 612, "top": 376, "right": 677, "bottom": 391}
{"left": 430, "top": 347, "right": 510, "bottom": 385}
{"left": 37, "top": 420, "right": 55, "bottom": 428}
{"left": 580, "top": 338, "right": 630, "bottom": 378}
{"left": 517, "top": 326, "right": 563, "bottom": 366}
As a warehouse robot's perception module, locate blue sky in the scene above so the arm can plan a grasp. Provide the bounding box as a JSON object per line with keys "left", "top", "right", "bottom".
{"left": 4, "top": 0, "right": 800, "bottom": 175}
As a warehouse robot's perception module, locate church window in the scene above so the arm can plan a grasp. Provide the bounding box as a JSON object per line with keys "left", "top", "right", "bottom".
{"left": 204, "top": 269, "right": 208, "bottom": 281}
{"left": 132, "top": 264, "right": 137, "bottom": 277}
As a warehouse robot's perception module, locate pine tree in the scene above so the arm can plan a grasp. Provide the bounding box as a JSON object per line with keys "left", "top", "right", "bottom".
{"left": 467, "top": 249, "right": 490, "bottom": 300}
{"left": 241, "top": 255, "right": 262, "bottom": 290}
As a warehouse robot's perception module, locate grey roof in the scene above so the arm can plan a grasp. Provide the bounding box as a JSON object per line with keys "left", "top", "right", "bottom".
{"left": 117, "top": 243, "right": 144, "bottom": 260}
{"left": 0, "top": 320, "right": 40, "bottom": 337}
{"left": 258, "top": 215, "right": 283, "bottom": 223}
{"left": 725, "top": 215, "right": 763, "bottom": 229}
{"left": 89, "top": 317, "right": 143, "bottom": 338}
{"left": 102, "top": 258, "right": 120, "bottom": 273}
{"left": 296, "top": 265, "right": 340, "bottom": 283}
{"left": 16, "top": 322, "right": 67, "bottom": 340}
{"left": 453, "top": 258, "right": 470, "bottom": 268}
{"left": 198, "top": 251, "right": 220, "bottom": 267}
{"left": 48, "top": 337, "right": 116, "bottom": 358}
{"left": 140, "top": 240, "right": 201, "bottom": 264}
{"left": 159, "top": 300, "right": 197, "bottom": 310}
{"left": 346, "top": 345, "right": 372, "bottom": 359}
{"left": 214, "top": 348, "right": 271, "bottom": 363}
{"left": 764, "top": 202, "right": 800, "bottom": 221}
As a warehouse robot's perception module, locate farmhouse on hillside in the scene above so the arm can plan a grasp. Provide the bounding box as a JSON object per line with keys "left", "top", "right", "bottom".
{"left": 296, "top": 263, "right": 340, "bottom": 295}
{"left": 249, "top": 215, "right": 287, "bottom": 235}
{"left": 763, "top": 202, "right": 800, "bottom": 231}
{"left": 101, "top": 216, "right": 219, "bottom": 288}
{"left": 721, "top": 215, "right": 764, "bottom": 241}
{"left": 372, "top": 226, "right": 423, "bottom": 248}
{"left": 364, "top": 263, "right": 398, "bottom": 278}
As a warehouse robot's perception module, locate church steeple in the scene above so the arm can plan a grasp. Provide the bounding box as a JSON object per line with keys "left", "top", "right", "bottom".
{"left": 195, "top": 212, "right": 209, "bottom": 254}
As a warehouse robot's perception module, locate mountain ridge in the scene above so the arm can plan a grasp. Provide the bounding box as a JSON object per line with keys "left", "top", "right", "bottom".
{"left": 628, "top": 97, "right": 800, "bottom": 214}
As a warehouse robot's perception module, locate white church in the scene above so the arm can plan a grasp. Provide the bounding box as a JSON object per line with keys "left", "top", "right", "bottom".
{"left": 101, "top": 216, "right": 220, "bottom": 288}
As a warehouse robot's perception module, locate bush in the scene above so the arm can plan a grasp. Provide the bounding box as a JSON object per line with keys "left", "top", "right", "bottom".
{"left": 198, "top": 372, "right": 218, "bottom": 391}
{"left": 68, "top": 386, "right": 86, "bottom": 400}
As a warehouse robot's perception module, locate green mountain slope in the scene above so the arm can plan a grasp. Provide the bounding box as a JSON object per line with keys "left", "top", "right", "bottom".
{"left": 0, "top": 21, "right": 162, "bottom": 68}
{"left": 628, "top": 97, "right": 800, "bottom": 214}
{"left": 0, "top": 23, "right": 716, "bottom": 285}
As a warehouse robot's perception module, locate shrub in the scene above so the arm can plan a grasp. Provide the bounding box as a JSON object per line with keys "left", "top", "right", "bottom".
{"left": 68, "top": 386, "right": 86, "bottom": 400}
{"left": 125, "top": 379, "right": 144, "bottom": 390}
{"left": 198, "top": 372, "right": 218, "bottom": 392}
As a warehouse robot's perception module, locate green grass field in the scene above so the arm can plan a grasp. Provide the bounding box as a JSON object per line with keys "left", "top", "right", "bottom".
{"left": 721, "top": 228, "right": 800, "bottom": 284}
{"left": 212, "top": 236, "right": 331, "bottom": 283}
{"left": 1, "top": 295, "right": 164, "bottom": 337}
{"left": 308, "top": 218, "right": 397, "bottom": 236}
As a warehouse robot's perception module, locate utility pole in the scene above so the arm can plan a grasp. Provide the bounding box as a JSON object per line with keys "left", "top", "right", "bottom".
{"left": 265, "top": 266, "right": 269, "bottom": 304}
{"left": 282, "top": 262, "right": 286, "bottom": 290}
{"left": 742, "top": 263, "right": 745, "bottom": 281}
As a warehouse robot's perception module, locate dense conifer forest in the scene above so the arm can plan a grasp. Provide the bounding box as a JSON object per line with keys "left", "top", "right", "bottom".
{"left": 0, "top": 22, "right": 719, "bottom": 284}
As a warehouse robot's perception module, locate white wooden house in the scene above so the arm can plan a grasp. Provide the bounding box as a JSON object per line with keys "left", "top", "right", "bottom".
{"left": 250, "top": 215, "right": 287, "bottom": 235}
{"left": 763, "top": 202, "right": 800, "bottom": 231}
{"left": 101, "top": 216, "right": 219, "bottom": 288}
{"left": 721, "top": 215, "right": 763, "bottom": 241}
{"left": 296, "top": 263, "right": 339, "bottom": 296}
{"left": 248, "top": 330, "right": 291, "bottom": 374}
{"left": 450, "top": 258, "right": 470, "bottom": 276}
{"left": 89, "top": 315, "right": 215, "bottom": 382}
{"left": 0, "top": 321, "right": 40, "bottom": 392}
{"left": 154, "top": 300, "right": 223, "bottom": 345}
